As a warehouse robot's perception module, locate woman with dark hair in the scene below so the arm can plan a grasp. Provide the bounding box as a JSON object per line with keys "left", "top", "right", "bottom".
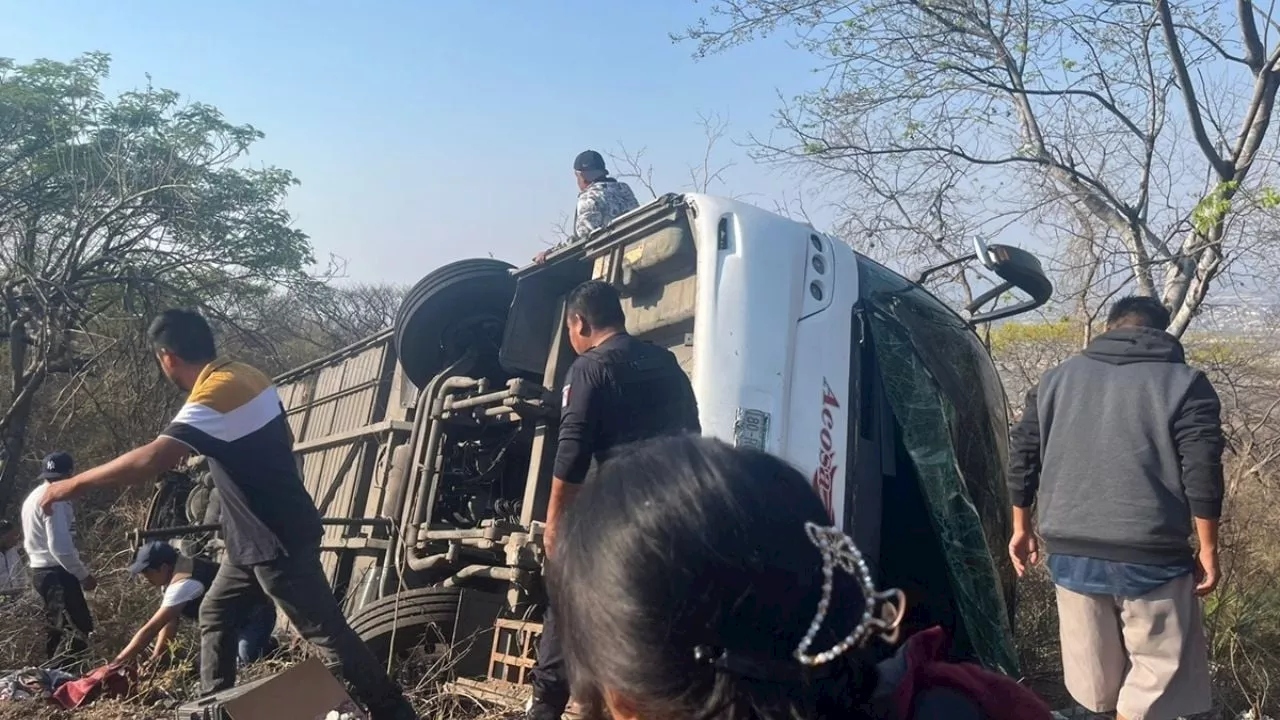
{"left": 546, "top": 435, "right": 1050, "bottom": 720}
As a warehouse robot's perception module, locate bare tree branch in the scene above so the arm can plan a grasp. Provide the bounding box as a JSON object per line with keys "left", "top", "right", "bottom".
{"left": 681, "top": 0, "right": 1280, "bottom": 336}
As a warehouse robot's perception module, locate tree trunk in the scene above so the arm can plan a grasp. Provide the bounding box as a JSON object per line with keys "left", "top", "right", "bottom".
{"left": 0, "top": 399, "right": 37, "bottom": 514}
{"left": 1165, "top": 229, "right": 1225, "bottom": 337}
{"left": 0, "top": 323, "right": 48, "bottom": 515}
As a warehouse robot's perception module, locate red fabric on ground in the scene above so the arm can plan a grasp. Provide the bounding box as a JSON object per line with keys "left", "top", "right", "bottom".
{"left": 890, "top": 626, "right": 1052, "bottom": 720}
{"left": 51, "top": 663, "right": 136, "bottom": 709}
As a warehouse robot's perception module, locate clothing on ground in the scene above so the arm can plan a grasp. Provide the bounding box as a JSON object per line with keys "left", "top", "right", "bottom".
{"left": 873, "top": 626, "right": 1051, "bottom": 720}
{"left": 553, "top": 333, "right": 701, "bottom": 484}
{"left": 0, "top": 546, "right": 25, "bottom": 596}
{"left": 51, "top": 663, "right": 137, "bottom": 710}
{"left": 1048, "top": 553, "right": 1191, "bottom": 599}
{"left": 1008, "top": 326, "right": 1225, "bottom": 566}
{"left": 198, "top": 545, "right": 414, "bottom": 720}
{"left": 32, "top": 566, "right": 93, "bottom": 665}
{"left": 568, "top": 178, "right": 640, "bottom": 243}
{"left": 159, "top": 359, "right": 322, "bottom": 566}
{"left": 1055, "top": 574, "right": 1211, "bottom": 720}
{"left": 21, "top": 483, "right": 90, "bottom": 580}
{"left": 0, "top": 667, "right": 76, "bottom": 701}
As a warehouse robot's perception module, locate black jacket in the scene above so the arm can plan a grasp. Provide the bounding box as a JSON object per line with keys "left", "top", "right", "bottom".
{"left": 554, "top": 334, "right": 700, "bottom": 484}
{"left": 1008, "top": 327, "right": 1224, "bottom": 565}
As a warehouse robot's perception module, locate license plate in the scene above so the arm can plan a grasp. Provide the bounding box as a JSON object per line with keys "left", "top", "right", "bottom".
{"left": 733, "top": 408, "right": 770, "bottom": 451}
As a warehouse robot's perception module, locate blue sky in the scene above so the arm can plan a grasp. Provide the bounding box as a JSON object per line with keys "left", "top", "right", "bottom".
{"left": 2, "top": 1, "right": 830, "bottom": 284}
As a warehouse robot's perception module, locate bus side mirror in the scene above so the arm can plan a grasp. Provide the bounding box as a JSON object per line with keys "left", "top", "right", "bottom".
{"left": 965, "top": 241, "right": 1053, "bottom": 325}
{"left": 910, "top": 238, "right": 1053, "bottom": 325}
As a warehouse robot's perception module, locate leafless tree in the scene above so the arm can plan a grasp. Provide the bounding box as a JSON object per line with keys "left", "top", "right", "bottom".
{"left": 308, "top": 283, "right": 407, "bottom": 347}
{"left": 609, "top": 144, "right": 660, "bottom": 199}
{"left": 680, "top": 0, "right": 1280, "bottom": 335}
{"left": 609, "top": 111, "right": 740, "bottom": 199}
{"left": 688, "top": 111, "right": 737, "bottom": 193}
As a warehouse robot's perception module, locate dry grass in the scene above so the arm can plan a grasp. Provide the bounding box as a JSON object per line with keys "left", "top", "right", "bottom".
{"left": 4, "top": 481, "right": 1278, "bottom": 718}
{"left": 0, "top": 584, "right": 518, "bottom": 719}
{"left": 4, "top": 481, "right": 1278, "bottom": 719}
{"left": 0, "top": 641, "right": 518, "bottom": 720}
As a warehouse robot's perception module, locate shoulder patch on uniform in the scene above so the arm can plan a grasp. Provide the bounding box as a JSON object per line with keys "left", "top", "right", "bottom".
{"left": 562, "top": 384, "right": 571, "bottom": 407}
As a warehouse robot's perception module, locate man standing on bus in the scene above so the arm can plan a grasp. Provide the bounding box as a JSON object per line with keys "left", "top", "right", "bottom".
{"left": 533, "top": 150, "right": 640, "bottom": 264}
{"left": 527, "top": 280, "right": 701, "bottom": 720}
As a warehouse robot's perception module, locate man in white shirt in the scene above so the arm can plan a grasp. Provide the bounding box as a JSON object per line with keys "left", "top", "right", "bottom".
{"left": 21, "top": 452, "right": 96, "bottom": 667}
{"left": 114, "top": 541, "right": 276, "bottom": 668}
{"left": 0, "top": 520, "right": 25, "bottom": 599}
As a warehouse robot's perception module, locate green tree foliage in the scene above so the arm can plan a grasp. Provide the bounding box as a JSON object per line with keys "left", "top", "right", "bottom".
{"left": 0, "top": 53, "right": 320, "bottom": 509}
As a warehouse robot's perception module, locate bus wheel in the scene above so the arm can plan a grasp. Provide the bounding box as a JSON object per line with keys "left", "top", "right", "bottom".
{"left": 394, "top": 259, "right": 517, "bottom": 389}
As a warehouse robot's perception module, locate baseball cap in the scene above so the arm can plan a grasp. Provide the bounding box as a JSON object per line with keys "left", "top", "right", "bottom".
{"left": 37, "top": 451, "right": 74, "bottom": 481}
{"left": 573, "top": 150, "right": 607, "bottom": 174}
{"left": 129, "top": 541, "right": 179, "bottom": 575}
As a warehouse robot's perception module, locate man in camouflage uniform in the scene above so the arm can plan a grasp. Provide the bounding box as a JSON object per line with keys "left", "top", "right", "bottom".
{"left": 534, "top": 150, "right": 640, "bottom": 264}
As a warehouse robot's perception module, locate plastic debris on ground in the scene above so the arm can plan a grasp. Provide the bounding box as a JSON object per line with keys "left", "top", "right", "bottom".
{"left": 175, "top": 657, "right": 368, "bottom": 720}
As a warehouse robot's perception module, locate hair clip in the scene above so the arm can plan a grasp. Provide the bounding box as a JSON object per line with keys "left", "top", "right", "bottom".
{"left": 793, "top": 522, "right": 906, "bottom": 667}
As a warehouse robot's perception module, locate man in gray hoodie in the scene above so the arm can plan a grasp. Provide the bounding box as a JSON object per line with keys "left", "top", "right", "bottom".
{"left": 1007, "top": 296, "right": 1223, "bottom": 720}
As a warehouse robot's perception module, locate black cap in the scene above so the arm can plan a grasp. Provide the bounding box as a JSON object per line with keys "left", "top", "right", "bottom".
{"left": 573, "top": 150, "right": 607, "bottom": 174}
{"left": 129, "top": 541, "right": 179, "bottom": 574}
{"left": 38, "top": 451, "right": 74, "bottom": 481}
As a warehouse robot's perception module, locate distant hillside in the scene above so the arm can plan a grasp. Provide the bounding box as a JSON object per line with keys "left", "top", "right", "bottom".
{"left": 1198, "top": 291, "right": 1278, "bottom": 339}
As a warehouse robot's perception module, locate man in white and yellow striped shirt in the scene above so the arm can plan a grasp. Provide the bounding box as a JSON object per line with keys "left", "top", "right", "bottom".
{"left": 40, "top": 310, "right": 416, "bottom": 720}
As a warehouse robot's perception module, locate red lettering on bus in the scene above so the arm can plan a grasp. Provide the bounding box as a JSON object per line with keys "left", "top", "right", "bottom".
{"left": 812, "top": 378, "right": 841, "bottom": 521}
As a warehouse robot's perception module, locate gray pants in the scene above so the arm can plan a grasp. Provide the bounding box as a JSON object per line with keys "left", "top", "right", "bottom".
{"left": 199, "top": 546, "right": 415, "bottom": 719}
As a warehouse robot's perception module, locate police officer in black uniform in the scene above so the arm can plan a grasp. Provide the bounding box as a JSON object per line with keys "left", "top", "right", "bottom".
{"left": 527, "top": 279, "right": 701, "bottom": 720}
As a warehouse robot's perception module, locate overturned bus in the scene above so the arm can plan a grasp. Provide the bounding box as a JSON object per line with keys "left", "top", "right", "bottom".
{"left": 139, "top": 193, "right": 1052, "bottom": 703}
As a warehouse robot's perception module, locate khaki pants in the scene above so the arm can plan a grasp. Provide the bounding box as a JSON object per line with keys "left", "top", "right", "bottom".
{"left": 1056, "top": 573, "right": 1211, "bottom": 720}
